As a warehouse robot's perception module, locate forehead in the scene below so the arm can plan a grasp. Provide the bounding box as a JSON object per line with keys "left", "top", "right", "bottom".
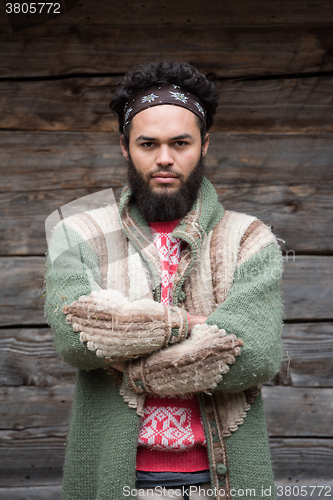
{"left": 129, "top": 104, "right": 201, "bottom": 138}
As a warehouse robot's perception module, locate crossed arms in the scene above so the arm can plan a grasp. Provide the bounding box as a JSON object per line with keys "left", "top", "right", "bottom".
{"left": 62, "top": 289, "right": 243, "bottom": 395}
{"left": 44, "top": 222, "right": 283, "bottom": 396}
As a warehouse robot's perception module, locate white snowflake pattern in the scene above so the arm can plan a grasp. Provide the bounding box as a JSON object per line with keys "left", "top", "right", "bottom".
{"left": 170, "top": 254, "right": 179, "bottom": 266}
{"left": 141, "top": 93, "right": 159, "bottom": 103}
{"left": 169, "top": 91, "right": 188, "bottom": 103}
{"left": 172, "top": 84, "right": 181, "bottom": 89}
{"left": 138, "top": 406, "right": 195, "bottom": 449}
{"left": 161, "top": 272, "right": 170, "bottom": 288}
{"left": 124, "top": 106, "right": 133, "bottom": 121}
{"left": 150, "top": 230, "right": 182, "bottom": 305}
{"left": 194, "top": 101, "right": 205, "bottom": 116}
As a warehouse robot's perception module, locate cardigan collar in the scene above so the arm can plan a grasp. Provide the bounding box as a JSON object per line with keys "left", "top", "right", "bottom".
{"left": 117, "top": 176, "right": 224, "bottom": 303}
{"left": 117, "top": 176, "right": 224, "bottom": 253}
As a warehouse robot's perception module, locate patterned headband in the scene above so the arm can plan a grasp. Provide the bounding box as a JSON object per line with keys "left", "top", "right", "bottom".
{"left": 123, "top": 83, "right": 207, "bottom": 130}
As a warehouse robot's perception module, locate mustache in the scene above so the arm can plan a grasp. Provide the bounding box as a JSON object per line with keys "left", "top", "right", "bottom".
{"left": 149, "top": 170, "right": 184, "bottom": 180}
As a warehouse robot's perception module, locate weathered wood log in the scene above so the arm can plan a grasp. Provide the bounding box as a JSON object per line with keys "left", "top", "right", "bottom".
{"left": 270, "top": 438, "right": 333, "bottom": 480}
{"left": 0, "top": 328, "right": 76, "bottom": 386}
{"left": 262, "top": 387, "right": 333, "bottom": 437}
{"left": 0, "top": 257, "right": 46, "bottom": 326}
{"left": 277, "top": 322, "right": 333, "bottom": 388}
{"left": 0, "top": 385, "right": 74, "bottom": 431}
{"left": 282, "top": 256, "right": 333, "bottom": 320}
{"left": 0, "top": 256, "right": 333, "bottom": 325}
{"left": 1, "top": 75, "right": 333, "bottom": 133}
{"left": 0, "top": 485, "right": 62, "bottom": 500}
{"left": 2, "top": 323, "right": 332, "bottom": 388}
{"left": 0, "top": 132, "right": 126, "bottom": 193}
{"left": 0, "top": 434, "right": 65, "bottom": 487}
{"left": 2, "top": 0, "right": 333, "bottom": 27}
{"left": 213, "top": 76, "right": 333, "bottom": 133}
{"left": 1, "top": 24, "right": 333, "bottom": 78}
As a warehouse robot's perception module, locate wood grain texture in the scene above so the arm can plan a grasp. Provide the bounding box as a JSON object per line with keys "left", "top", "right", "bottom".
{"left": 0, "top": 435, "right": 65, "bottom": 487}
{"left": 270, "top": 438, "right": 333, "bottom": 480}
{"left": 0, "top": 328, "right": 76, "bottom": 387}
{"left": 1, "top": 75, "right": 333, "bottom": 133}
{"left": 262, "top": 387, "right": 333, "bottom": 437}
{"left": 0, "top": 384, "right": 74, "bottom": 431}
{"left": 2, "top": 0, "right": 333, "bottom": 27}
{"left": 0, "top": 485, "right": 62, "bottom": 500}
{"left": 0, "top": 257, "right": 46, "bottom": 326}
{"left": 0, "top": 256, "right": 333, "bottom": 325}
{"left": 278, "top": 323, "right": 333, "bottom": 388}
{"left": 1, "top": 24, "right": 333, "bottom": 78}
{"left": 282, "top": 256, "right": 333, "bottom": 320}
{"left": 0, "top": 132, "right": 126, "bottom": 193}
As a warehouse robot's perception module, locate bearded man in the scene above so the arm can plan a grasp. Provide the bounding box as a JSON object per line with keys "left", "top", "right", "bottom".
{"left": 44, "top": 60, "right": 283, "bottom": 500}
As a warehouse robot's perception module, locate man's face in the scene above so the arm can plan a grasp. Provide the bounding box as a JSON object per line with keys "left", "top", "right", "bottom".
{"left": 120, "top": 104, "right": 209, "bottom": 221}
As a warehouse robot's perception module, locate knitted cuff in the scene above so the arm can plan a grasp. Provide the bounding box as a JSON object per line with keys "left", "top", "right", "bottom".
{"left": 124, "top": 358, "right": 150, "bottom": 394}
{"left": 164, "top": 306, "right": 188, "bottom": 346}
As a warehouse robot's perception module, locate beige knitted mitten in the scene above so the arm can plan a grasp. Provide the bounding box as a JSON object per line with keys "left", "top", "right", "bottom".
{"left": 125, "top": 323, "right": 244, "bottom": 395}
{"left": 62, "top": 289, "right": 188, "bottom": 361}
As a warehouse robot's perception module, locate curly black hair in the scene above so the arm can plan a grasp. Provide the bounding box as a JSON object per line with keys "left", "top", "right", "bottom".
{"left": 109, "top": 60, "right": 219, "bottom": 148}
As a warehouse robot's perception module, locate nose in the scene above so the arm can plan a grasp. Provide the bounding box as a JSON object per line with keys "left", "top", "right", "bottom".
{"left": 155, "top": 144, "right": 174, "bottom": 167}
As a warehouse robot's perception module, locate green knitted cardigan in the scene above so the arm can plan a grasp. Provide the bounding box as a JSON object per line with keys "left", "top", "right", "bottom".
{"left": 43, "top": 177, "right": 283, "bottom": 500}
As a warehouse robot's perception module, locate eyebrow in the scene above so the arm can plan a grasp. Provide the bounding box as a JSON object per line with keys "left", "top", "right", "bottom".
{"left": 135, "top": 133, "right": 194, "bottom": 142}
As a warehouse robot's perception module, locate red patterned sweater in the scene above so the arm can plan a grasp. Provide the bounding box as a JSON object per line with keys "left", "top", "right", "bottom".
{"left": 135, "top": 219, "right": 209, "bottom": 472}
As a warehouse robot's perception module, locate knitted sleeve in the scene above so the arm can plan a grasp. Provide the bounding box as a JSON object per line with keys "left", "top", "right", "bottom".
{"left": 43, "top": 223, "right": 188, "bottom": 370}
{"left": 124, "top": 242, "right": 283, "bottom": 396}
{"left": 206, "top": 241, "right": 284, "bottom": 392}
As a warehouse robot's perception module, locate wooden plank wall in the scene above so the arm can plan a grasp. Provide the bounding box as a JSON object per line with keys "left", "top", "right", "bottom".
{"left": 1, "top": 1, "right": 333, "bottom": 498}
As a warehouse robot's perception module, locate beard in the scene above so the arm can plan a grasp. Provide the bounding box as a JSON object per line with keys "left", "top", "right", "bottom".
{"left": 126, "top": 152, "right": 206, "bottom": 222}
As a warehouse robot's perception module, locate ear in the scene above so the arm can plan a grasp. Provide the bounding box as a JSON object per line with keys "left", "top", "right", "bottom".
{"left": 120, "top": 135, "right": 129, "bottom": 160}
{"left": 202, "top": 133, "right": 210, "bottom": 157}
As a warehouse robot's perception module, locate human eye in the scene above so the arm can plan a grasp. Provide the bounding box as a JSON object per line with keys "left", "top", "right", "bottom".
{"left": 175, "top": 140, "right": 188, "bottom": 147}
{"left": 141, "top": 142, "right": 154, "bottom": 148}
